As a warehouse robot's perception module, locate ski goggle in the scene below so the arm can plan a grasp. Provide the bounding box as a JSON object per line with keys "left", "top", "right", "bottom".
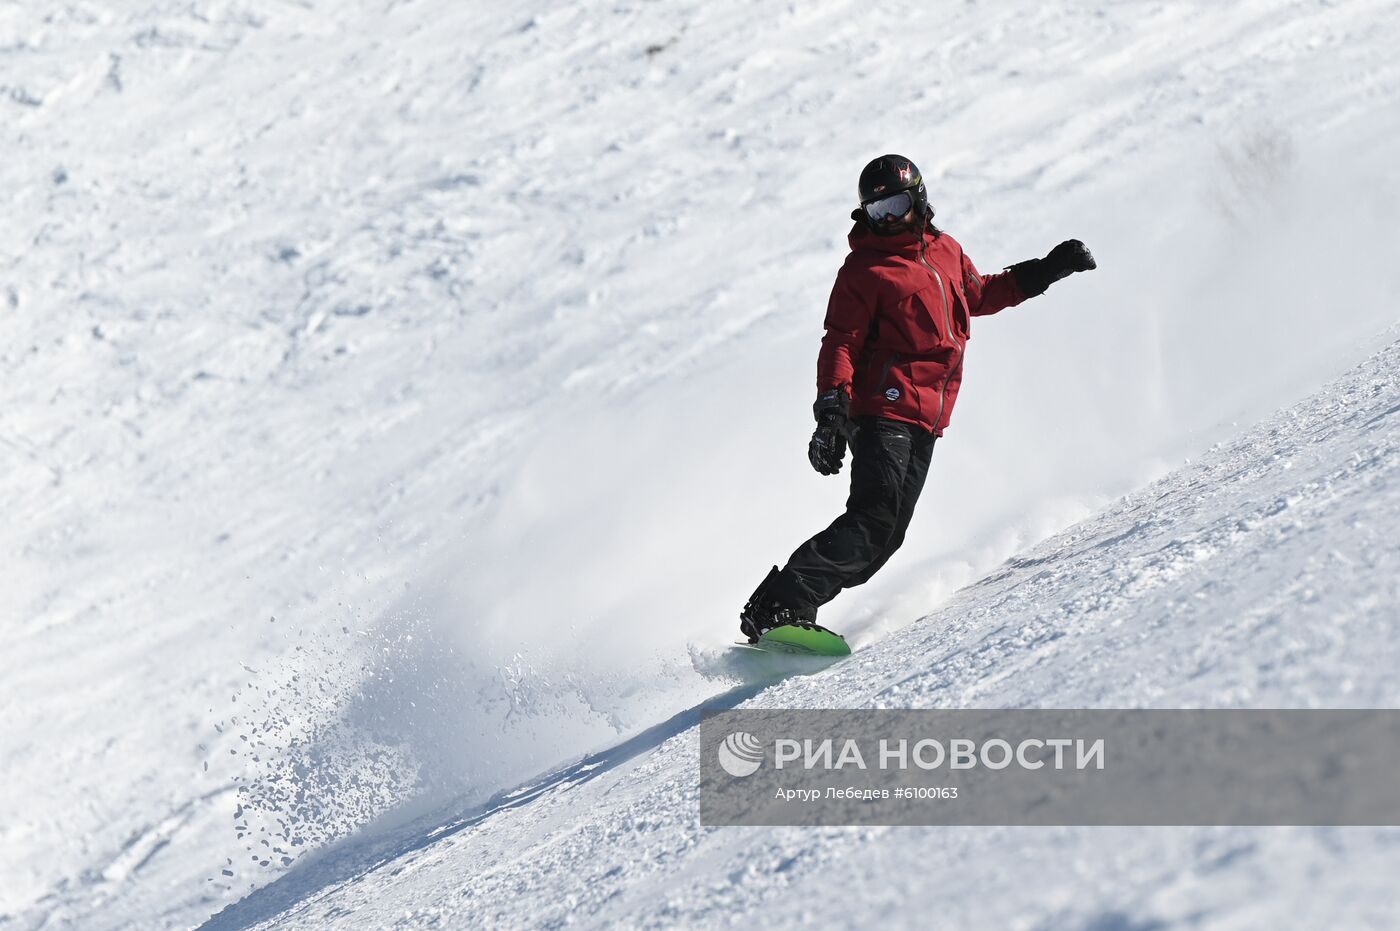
{"left": 863, "top": 190, "right": 914, "bottom": 221}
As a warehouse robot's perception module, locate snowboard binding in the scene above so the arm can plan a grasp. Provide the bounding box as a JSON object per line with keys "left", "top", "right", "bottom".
{"left": 739, "top": 566, "right": 816, "bottom": 642}
{"left": 738, "top": 568, "right": 851, "bottom": 657}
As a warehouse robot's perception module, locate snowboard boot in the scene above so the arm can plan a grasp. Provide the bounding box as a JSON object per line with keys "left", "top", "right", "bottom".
{"left": 739, "top": 566, "right": 818, "bottom": 643}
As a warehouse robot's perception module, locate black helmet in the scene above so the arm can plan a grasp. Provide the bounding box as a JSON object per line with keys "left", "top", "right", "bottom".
{"left": 857, "top": 154, "right": 932, "bottom": 234}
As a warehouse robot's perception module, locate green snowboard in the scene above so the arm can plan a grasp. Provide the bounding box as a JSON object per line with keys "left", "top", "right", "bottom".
{"left": 735, "top": 623, "right": 851, "bottom": 657}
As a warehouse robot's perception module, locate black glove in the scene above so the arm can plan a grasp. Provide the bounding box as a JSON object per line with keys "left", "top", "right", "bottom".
{"left": 1009, "top": 239, "right": 1097, "bottom": 297}
{"left": 808, "top": 388, "right": 852, "bottom": 475}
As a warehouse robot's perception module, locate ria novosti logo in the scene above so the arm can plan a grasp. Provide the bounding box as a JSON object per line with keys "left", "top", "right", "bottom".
{"left": 717, "top": 731, "right": 764, "bottom": 777}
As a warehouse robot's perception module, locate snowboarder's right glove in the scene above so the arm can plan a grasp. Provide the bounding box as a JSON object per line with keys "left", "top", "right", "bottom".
{"left": 1009, "top": 239, "right": 1097, "bottom": 297}
{"left": 808, "top": 388, "right": 852, "bottom": 476}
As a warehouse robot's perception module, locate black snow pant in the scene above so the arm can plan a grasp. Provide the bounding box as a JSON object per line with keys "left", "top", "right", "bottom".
{"left": 767, "top": 416, "right": 937, "bottom": 615}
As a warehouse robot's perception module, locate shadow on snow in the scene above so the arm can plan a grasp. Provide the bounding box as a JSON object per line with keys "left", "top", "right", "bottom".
{"left": 199, "top": 677, "right": 779, "bottom": 929}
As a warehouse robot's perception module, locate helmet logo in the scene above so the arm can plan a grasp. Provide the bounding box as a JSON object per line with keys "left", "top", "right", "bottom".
{"left": 898, "top": 165, "right": 911, "bottom": 182}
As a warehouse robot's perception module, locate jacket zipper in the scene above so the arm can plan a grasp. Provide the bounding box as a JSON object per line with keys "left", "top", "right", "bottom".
{"left": 918, "top": 238, "right": 963, "bottom": 430}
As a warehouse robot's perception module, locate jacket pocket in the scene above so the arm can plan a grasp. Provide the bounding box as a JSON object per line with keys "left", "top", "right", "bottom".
{"left": 906, "top": 286, "right": 950, "bottom": 351}
{"left": 878, "top": 352, "right": 902, "bottom": 390}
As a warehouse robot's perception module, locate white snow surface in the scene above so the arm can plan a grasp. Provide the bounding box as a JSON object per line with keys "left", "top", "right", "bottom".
{"left": 220, "top": 334, "right": 1400, "bottom": 930}
{"left": 2, "top": 0, "right": 1399, "bottom": 928}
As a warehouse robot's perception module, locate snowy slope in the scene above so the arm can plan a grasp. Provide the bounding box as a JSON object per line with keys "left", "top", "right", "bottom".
{"left": 3, "top": 0, "right": 1400, "bottom": 928}
{"left": 211, "top": 331, "right": 1400, "bottom": 930}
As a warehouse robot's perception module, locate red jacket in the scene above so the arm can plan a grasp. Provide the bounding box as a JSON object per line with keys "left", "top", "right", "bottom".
{"left": 817, "top": 222, "right": 1027, "bottom": 435}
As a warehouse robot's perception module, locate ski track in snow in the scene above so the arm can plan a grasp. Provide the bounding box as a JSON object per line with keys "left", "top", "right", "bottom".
{"left": 3, "top": 0, "right": 1400, "bottom": 928}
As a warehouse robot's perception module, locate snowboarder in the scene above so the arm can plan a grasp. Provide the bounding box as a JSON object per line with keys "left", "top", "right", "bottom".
{"left": 740, "top": 154, "right": 1097, "bottom": 643}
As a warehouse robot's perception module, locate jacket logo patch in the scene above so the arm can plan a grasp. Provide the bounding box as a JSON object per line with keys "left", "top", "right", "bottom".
{"left": 885, "top": 387, "right": 901, "bottom": 401}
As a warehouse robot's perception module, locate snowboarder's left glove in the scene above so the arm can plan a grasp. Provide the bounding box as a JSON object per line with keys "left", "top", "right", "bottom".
{"left": 808, "top": 388, "right": 852, "bottom": 476}
{"left": 1009, "top": 239, "right": 1097, "bottom": 297}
